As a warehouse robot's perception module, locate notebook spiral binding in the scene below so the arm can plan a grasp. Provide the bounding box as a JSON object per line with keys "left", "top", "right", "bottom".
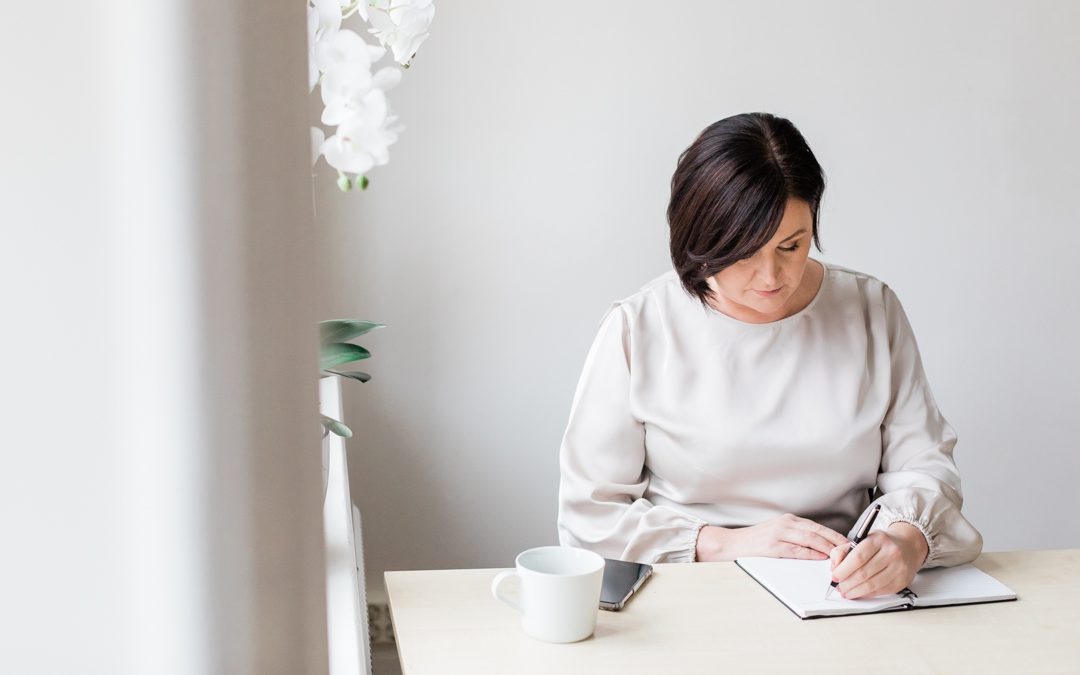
{"left": 899, "top": 587, "right": 919, "bottom": 606}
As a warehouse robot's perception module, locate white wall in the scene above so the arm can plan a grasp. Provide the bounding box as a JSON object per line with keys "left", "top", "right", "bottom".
{"left": 316, "top": 1, "right": 1080, "bottom": 594}
{"left": 2, "top": 2, "right": 327, "bottom": 673}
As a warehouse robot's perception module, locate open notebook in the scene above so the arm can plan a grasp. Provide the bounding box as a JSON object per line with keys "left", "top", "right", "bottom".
{"left": 735, "top": 557, "right": 1017, "bottom": 619}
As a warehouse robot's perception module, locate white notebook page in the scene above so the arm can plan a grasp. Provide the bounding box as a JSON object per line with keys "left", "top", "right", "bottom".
{"left": 736, "top": 557, "right": 906, "bottom": 618}
{"left": 908, "top": 563, "right": 1017, "bottom": 607}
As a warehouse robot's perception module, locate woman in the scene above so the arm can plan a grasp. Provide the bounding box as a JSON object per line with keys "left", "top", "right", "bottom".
{"left": 556, "top": 112, "right": 982, "bottom": 600}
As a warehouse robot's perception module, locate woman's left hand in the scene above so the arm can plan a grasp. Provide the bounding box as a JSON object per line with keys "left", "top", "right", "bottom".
{"left": 829, "top": 522, "right": 930, "bottom": 599}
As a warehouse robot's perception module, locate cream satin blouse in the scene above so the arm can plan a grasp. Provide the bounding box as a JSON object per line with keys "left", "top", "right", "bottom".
{"left": 556, "top": 259, "right": 983, "bottom": 567}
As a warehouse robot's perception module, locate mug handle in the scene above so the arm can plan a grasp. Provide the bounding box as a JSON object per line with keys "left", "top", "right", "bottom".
{"left": 491, "top": 570, "right": 522, "bottom": 612}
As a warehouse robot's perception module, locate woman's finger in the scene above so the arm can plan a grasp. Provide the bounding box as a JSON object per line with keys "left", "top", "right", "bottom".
{"left": 781, "top": 526, "right": 843, "bottom": 556}
{"left": 811, "top": 522, "right": 851, "bottom": 548}
{"left": 839, "top": 561, "right": 896, "bottom": 599}
{"left": 787, "top": 515, "right": 850, "bottom": 549}
{"left": 778, "top": 542, "right": 829, "bottom": 560}
{"left": 831, "top": 537, "right": 882, "bottom": 583}
{"left": 835, "top": 546, "right": 889, "bottom": 593}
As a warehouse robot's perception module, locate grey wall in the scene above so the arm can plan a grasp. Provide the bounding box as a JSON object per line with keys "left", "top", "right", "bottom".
{"left": 315, "top": 1, "right": 1080, "bottom": 595}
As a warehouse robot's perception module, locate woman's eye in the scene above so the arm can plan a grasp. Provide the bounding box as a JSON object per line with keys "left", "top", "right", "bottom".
{"left": 780, "top": 243, "right": 800, "bottom": 252}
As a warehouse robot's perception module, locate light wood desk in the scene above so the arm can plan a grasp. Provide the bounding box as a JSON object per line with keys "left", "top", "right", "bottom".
{"left": 385, "top": 549, "right": 1080, "bottom": 674}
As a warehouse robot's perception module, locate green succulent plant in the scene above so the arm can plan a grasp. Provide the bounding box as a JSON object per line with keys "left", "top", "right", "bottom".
{"left": 319, "top": 319, "right": 385, "bottom": 438}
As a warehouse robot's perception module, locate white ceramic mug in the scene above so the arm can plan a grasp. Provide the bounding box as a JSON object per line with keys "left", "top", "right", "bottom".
{"left": 490, "top": 545, "right": 605, "bottom": 643}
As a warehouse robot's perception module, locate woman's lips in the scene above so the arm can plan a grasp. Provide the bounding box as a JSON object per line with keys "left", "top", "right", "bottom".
{"left": 754, "top": 286, "right": 783, "bottom": 297}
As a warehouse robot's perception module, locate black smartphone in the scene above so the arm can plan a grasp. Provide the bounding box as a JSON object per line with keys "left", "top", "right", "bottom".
{"left": 599, "top": 558, "right": 653, "bottom": 611}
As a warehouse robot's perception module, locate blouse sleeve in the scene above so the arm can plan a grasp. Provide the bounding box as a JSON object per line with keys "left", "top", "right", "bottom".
{"left": 857, "top": 284, "right": 984, "bottom": 569}
{"left": 556, "top": 303, "right": 709, "bottom": 564}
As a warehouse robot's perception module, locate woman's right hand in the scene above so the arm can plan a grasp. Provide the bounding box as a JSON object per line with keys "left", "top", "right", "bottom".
{"left": 695, "top": 513, "right": 850, "bottom": 562}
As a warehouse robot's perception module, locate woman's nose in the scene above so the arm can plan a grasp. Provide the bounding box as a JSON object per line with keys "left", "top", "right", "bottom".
{"left": 756, "top": 255, "right": 781, "bottom": 285}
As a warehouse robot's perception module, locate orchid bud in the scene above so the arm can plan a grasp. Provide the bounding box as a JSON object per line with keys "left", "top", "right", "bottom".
{"left": 337, "top": 172, "right": 353, "bottom": 192}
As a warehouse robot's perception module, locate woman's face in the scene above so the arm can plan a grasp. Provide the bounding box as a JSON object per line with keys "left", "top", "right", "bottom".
{"left": 706, "top": 197, "right": 815, "bottom": 323}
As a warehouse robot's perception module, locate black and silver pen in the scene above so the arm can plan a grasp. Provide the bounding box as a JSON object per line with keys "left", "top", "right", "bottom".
{"left": 824, "top": 503, "right": 881, "bottom": 600}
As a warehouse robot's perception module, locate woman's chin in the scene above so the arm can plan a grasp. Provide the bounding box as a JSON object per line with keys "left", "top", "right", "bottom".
{"left": 749, "top": 292, "right": 787, "bottom": 307}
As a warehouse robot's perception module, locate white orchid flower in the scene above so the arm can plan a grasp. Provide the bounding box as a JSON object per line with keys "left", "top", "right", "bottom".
{"left": 315, "top": 28, "right": 386, "bottom": 75}
{"left": 372, "top": 65, "right": 402, "bottom": 91}
{"left": 365, "top": 0, "right": 434, "bottom": 66}
{"left": 309, "top": 0, "right": 430, "bottom": 187}
{"left": 310, "top": 126, "right": 326, "bottom": 166}
{"left": 349, "top": 0, "right": 369, "bottom": 22}
{"left": 320, "top": 62, "right": 376, "bottom": 126}
{"left": 321, "top": 112, "right": 398, "bottom": 175}
{"left": 312, "top": 0, "right": 343, "bottom": 39}
{"left": 307, "top": 0, "right": 344, "bottom": 91}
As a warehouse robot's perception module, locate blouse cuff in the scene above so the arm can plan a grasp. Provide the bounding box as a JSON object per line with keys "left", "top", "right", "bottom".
{"left": 885, "top": 516, "right": 936, "bottom": 569}
{"left": 669, "top": 518, "right": 709, "bottom": 563}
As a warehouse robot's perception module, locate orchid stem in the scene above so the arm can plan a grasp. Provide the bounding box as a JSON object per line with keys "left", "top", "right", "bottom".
{"left": 340, "top": 1, "right": 362, "bottom": 20}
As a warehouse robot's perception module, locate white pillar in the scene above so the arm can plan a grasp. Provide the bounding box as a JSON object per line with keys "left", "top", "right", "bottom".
{"left": 0, "top": 2, "right": 328, "bottom": 673}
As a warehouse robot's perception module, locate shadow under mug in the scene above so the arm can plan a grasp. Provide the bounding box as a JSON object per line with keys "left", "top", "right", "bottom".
{"left": 491, "top": 545, "right": 605, "bottom": 643}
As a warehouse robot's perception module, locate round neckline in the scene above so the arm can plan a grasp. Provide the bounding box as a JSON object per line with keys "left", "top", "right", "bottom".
{"left": 703, "top": 258, "right": 830, "bottom": 328}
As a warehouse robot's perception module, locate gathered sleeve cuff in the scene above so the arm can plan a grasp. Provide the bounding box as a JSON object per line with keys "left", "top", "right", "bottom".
{"left": 852, "top": 285, "right": 984, "bottom": 569}
{"left": 556, "top": 303, "right": 710, "bottom": 564}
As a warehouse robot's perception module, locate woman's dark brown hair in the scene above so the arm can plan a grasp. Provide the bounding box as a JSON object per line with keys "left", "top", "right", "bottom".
{"left": 668, "top": 112, "right": 826, "bottom": 307}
